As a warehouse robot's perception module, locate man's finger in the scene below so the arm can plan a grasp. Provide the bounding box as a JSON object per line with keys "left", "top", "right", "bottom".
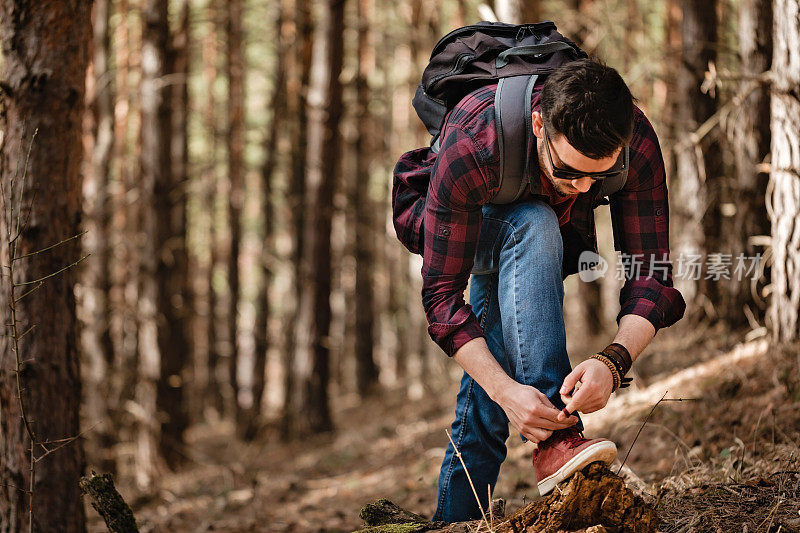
{"left": 532, "top": 416, "right": 579, "bottom": 430}
{"left": 560, "top": 369, "right": 582, "bottom": 397}
{"left": 537, "top": 403, "right": 569, "bottom": 423}
{"left": 563, "top": 386, "right": 588, "bottom": 416}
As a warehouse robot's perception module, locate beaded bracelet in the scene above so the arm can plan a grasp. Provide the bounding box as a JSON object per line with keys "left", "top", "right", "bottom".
{"left": 590, "top": 353, "right": 621, "bottom": 391}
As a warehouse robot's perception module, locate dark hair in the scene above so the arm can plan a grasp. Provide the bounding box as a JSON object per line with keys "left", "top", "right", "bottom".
{"left": 540, "top": 58, "right": 635, "bottom": 159}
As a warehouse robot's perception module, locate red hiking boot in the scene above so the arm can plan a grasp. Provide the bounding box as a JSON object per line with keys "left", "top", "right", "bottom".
{"left": 532, "top": 427, "right": 617, "bottom": 495}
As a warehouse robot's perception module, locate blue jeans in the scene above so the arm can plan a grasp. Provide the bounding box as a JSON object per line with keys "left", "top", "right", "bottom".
{"left": 433, "top": 200, "right": 579, "bottom": 523}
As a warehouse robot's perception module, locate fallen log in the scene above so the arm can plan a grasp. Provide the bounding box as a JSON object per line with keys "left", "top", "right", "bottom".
{"left": 356, "top": 462, "right": 657, "bottom": 532}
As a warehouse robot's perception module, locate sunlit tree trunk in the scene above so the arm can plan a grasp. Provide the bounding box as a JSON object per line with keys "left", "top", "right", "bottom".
{"left": 0, "top": 0, "right": 91, "bottom": 529}
{"left": 113, "top": 0, "right": 143, "bottom": 476}
{"left": 242, "top": 0, "right": 286, "bottom": 440}
{"left": 768, "top": 0, "right": 800, "bottom": 342}
{"left": 136, "top": 0, "right": 172, "bottom": 485}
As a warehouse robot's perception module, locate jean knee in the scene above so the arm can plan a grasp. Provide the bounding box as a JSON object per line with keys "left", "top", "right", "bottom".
{"left": 506, "top": 201, "right": 563, "bottom": 264}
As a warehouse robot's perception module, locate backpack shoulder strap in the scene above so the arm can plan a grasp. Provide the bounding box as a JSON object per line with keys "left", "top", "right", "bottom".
{"left": 493, "top": 74, "right": 538, "bottom": 204}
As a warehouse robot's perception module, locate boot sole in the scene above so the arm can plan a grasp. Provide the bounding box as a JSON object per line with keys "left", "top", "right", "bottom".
{"left": 537, "top": 441, "right": 618, "bottom": 496}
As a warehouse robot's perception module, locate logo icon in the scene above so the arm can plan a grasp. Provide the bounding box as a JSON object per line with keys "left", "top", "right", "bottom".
{"left": 578, "top": 251, "right": 608, "bottom": 282}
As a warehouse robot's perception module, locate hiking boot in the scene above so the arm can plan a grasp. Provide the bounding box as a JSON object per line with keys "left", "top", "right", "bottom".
{"left": 532, "top": 427, "right": 617, "bottom": 496}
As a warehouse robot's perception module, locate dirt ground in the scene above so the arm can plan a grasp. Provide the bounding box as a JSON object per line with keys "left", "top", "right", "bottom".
{"left": 89, "top": 321, "right": 800, "bottom": 532}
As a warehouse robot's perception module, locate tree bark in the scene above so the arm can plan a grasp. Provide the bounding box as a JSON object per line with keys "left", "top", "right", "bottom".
{"left": 203, "top": 0, "right": 226, "bottom": 418}
{"left": 354, "top": 0, "right": 380, "bottom": 396}
{"left": 225, "top": 0, "right": 246, "bottom": 427}
{"left": 0, "top": 0, "right": 91, "bottom": 529}
{"left": 156, "top": 0, "right": 192, "bottom": 468}
{"left": 83, "top": 0, "right": 119, "bottom": 475}
{"left": 295, "top": 0, "right": 346, "bottom": 435}
{"left": 241, "top": 0, "right": 286, "bottom": 441}
{"left": 673, "top": 0, "right": 720, "bottom": 316}
{"left": 769, "top": 0, "right": 800, "bottom": 342}
{"left": 136, "top": 0, "right": 172, "bottom": 486}
{"left": 281, "top": 0, "right": 314, "bottom": 439}
{"left": 112, "top": 0, "right": 143, "bottom": 478}
{"left": 726, "top": 0, "right": 772, "bottom": 329}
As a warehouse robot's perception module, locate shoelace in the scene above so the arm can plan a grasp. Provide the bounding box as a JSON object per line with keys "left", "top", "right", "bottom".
{"left": 561, "top": 429, "right": 589, "bottom": 449}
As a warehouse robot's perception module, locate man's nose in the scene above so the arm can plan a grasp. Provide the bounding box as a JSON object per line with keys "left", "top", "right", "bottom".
{"left": 570, "top": 176, "right": 593, "bottom": 193}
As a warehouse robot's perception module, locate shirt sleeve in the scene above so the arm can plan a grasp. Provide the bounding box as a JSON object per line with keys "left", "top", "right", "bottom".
{"left": 421, "top": 124, "right": 494, "bottom": 356}
{"left": 610, "top": 110, "right": 686, "bottom": 332}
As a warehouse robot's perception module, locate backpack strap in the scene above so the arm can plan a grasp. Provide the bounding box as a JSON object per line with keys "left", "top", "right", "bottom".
{"left": 492, "top": 74, "right": 538, "bottom": 204}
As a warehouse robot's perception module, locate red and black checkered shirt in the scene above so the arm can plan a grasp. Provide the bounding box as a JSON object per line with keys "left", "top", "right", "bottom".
{"left": 400, "top": 83, "right": 686, "bottom": 356}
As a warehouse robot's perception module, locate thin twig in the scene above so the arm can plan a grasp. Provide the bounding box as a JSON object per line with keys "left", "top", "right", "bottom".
{"left": 14, "top": 282, "right": 43, "bottom": 304}
{"left": 446, "top": 430, "right": 492, "bottom": 532}
{"left": 17, "top": 324, "right": 36, "bottom": 342}
{"left": 488, "top": 484, "right": 493, "bottom": 530}
{"left": 14, "top": 130, "right": 37, "bottom": 246}
{"left": 35, "top": 422, "right": 100, "bottom": 461}
{"left": 659, "top": 398, "right": 700, "bottom": 402}
{"left": 12, "top": 231, "right": 87, "bottom": 262}
{"left": 617, "top": 391, "right": 670, "bottom": 474}
{"left": 0, "top": 482, "right": 30, "bottom": 495}
{"left": 14, "top": 253, "right": 90, "bottom": 286}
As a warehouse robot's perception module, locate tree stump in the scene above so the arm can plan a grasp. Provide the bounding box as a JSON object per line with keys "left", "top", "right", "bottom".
{"left": 356, "top": 463, "right": 657, "bottom": 533}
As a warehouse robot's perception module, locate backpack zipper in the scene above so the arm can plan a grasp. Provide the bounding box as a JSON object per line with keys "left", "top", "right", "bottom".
{"left": 429, "top": 21, "right": 557, "bottom": 59}
{"left": 426, "top": 53, "right": 476, "bottom": 92}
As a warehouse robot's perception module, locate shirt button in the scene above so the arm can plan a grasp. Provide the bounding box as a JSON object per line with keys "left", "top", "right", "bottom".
{"left": 655, "top": 208, "right": 664, "bottom": 216}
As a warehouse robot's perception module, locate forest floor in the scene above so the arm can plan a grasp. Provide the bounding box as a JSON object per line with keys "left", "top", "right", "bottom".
{"left": 89, "top": 321, "right": 800, "bottom": 532}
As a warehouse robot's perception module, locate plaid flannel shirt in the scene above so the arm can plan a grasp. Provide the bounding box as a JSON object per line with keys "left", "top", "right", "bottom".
{"left": 416, "top": 83, "right": 686, "bottom": 356}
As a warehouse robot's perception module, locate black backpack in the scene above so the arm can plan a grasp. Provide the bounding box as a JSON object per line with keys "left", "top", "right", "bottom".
{"left": 392, "top": 20, "right": 628, "bottom": 255}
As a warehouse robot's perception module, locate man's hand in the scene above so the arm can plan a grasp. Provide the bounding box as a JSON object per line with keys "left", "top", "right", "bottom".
{"left": 498, "top": 382, "right": 579, "bottom": 443}
{"left": 557, "top": 359, "right": 614, "bottom": 420}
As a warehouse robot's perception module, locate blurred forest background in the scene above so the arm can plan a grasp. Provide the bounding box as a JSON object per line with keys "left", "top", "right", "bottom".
{"left": 1, "top": 0, "right": 799, "bottom": 531}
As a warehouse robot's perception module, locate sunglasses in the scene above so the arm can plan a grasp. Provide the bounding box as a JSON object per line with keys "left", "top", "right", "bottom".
{"left": 542, "top": 123, "right": 629, "bottom": 181}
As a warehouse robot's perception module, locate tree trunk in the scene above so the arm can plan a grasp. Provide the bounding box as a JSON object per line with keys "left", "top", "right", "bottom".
{"left": 494, "top": 0, "right": 541, "bottom": 24}
{"left": 281, "top": 0, "right": 314, "bottom": 439}
{"left": 354, "top": 0, "right": 380, "bottom": 396}
{"left": 295, "top": 0, "right": 346, "bottom": 435}
{"left": 203, "top": 0, "right": 225, "bottom": 418}
{"left": 769, "top": 0, "right": 800, "bottom": 342}
{"left": 136, "top": 0, "right": 172, "bottom": 486}
{"left": 726, "top": 0, "right": 772, "bottom": 329}
{"left": 0, "top": 0, "right": 91, "bottom": 529}
{"left": 517, "top": 0, "right": 542, "bottom": 23}
{"left": 241, "top": 0, "right": 286, "bottom": 441}
{"left": 673, "top": 0, "right": 720, "bottom": 317}
{"left": 225, "top": 0, "right": 245, "bottom": 426}
{"left": 113, "top": 0, "right": 143, "bottom": 478}
{"left": 155, "top": 0, "right": 192, "bottom": 468}
{"left": 83, "top": 0, "right": 119, "bottom": 475}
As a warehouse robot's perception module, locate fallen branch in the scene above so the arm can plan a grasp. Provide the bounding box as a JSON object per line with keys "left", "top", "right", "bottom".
{"left": 79, "top": 472, "right": 139, "bottom": 533}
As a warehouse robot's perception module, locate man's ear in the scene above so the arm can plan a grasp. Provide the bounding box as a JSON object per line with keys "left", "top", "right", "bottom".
{"left": 532, "top": 111, "right": 544, "bottom": 139}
